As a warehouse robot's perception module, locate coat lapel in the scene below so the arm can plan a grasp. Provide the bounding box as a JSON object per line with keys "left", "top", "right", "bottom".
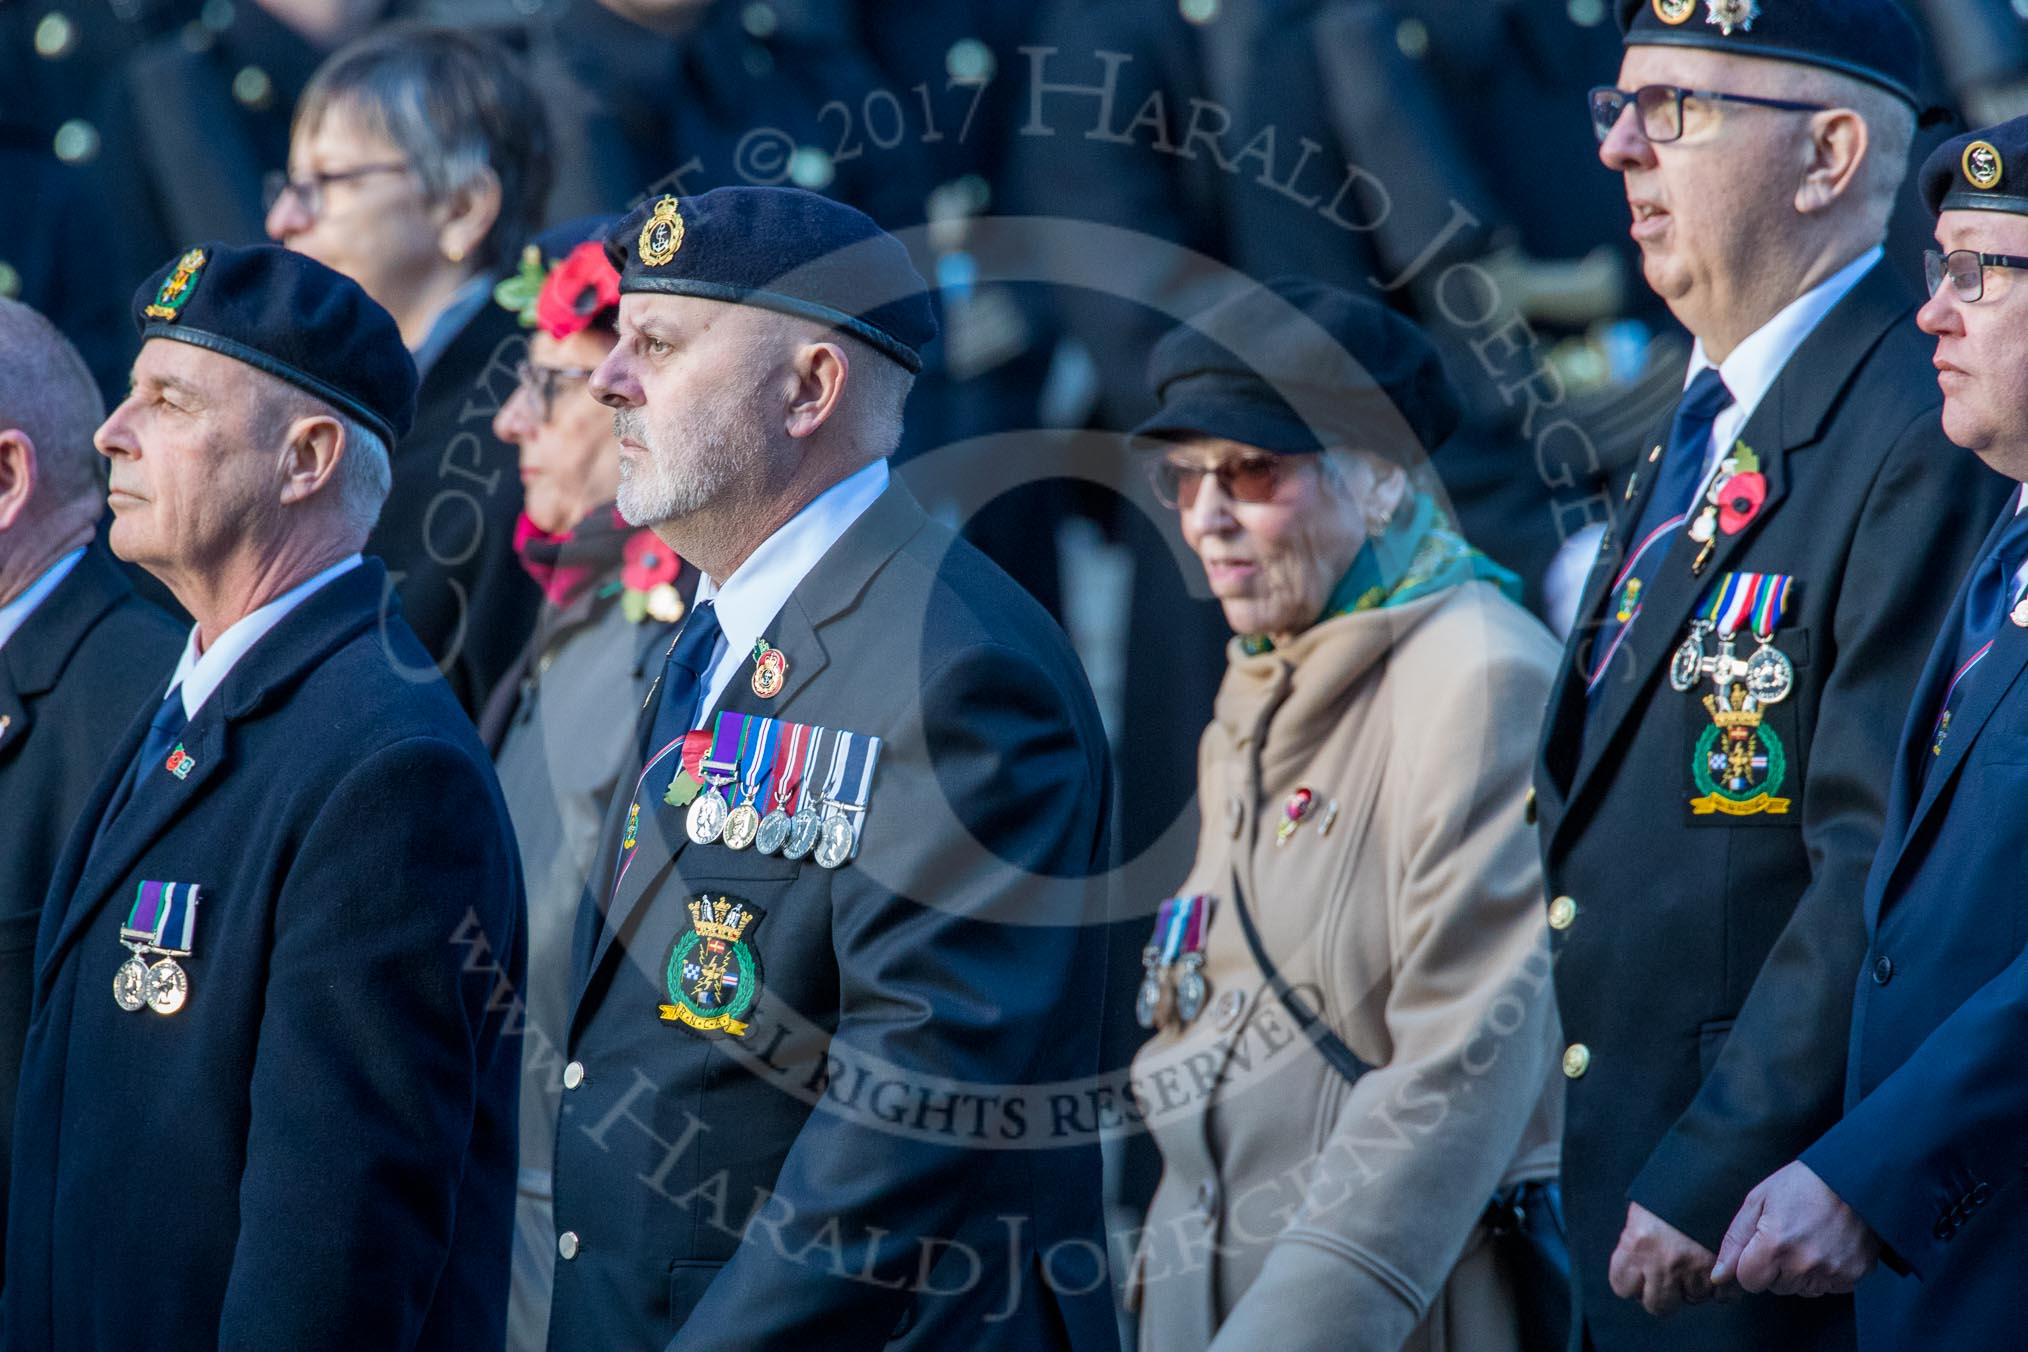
{"left": 1539, "top": 421, "right": 1672, "bottom": 805}
{"left": 0, "top": 548, "right": 135, "bottom": 769}
{"left": 1567, "top": 404, "right": 1794, "bottom": 802}
{"left": 1885, "top": 506, "right": 2028, "bottom": 898}
{"left": 1549, "top": 260, "right": 1912, "bottom": 849}
{"left": 0, "top": 678, "right": 27, "bottom": 769}
{"left": 34, "top": 561, "right": 385, "bottom": 998}
{"left": 37, "top": 708, "right": 229, "bottom": 995}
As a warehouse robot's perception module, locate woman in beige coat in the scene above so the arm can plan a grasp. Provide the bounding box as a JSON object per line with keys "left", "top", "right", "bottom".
{"left": 1126, "top": 277, "right": 1564, "bottom": 1352}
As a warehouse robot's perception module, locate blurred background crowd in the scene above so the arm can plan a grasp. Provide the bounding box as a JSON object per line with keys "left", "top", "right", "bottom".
{"left": 11, "top": 0, "right": 2028, "bottom": 852}
{"left": 19, "top": 0, "right": 2028, "bottom": 884}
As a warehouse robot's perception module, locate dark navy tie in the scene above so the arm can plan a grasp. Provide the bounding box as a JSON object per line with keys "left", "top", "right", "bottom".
{"left": 1585, "top": 366, "right": 1735, "bottom": 709}
{"left": 1929, "top": 509, "right": 2028, "bottom": 764}
{"left": 640, "top": 601, "right": 722, "bottom": 764}
{"left": 96, "top": 693, "right": 188, "bottom": 840}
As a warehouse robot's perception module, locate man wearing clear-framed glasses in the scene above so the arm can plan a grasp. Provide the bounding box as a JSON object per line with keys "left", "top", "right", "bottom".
{"left": 1534, "top": 2, "right": 2009, "bottom": 1349}
{"left": 1714, "top": 112, "right": 2028, "bottom": 1352}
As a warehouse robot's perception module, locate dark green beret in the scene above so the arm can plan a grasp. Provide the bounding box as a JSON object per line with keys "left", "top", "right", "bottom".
{"left": 604, "top": 186, "right": 936, "bottom": 374}
{"left": 131, "top": 242, "right": 417, "bottom": 445}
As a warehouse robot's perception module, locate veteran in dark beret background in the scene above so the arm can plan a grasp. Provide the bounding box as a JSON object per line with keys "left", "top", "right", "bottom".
{"left": 547, "top": 185, "right": 1116, "bottom": 1352}
{"left": 1708, "top": 111, "right": 2028, "bottom": 1352}
{"left": 1539, "top": 0, "right": 2011, "bottom": 1348}
{"left": 1124, "top": 278, "right": 1564, "bottom": 1352}
{"left": 1, "top": 243, "right": 525, "bottom": 1352}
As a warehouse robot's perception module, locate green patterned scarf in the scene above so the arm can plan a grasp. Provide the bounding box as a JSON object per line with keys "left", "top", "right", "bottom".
{"left": 1241, "top": 492, "right": 1520, "bottom": 655}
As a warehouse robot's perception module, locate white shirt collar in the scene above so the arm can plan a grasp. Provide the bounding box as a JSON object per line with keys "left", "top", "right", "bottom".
{"left": 688, "top": 459, "right": 890, "bottom": 726}
{"left": 166, "top": 555, "right": 363, "bottom": 719}
{"left": 1685, "top": 245, "right": 1883, "bottom": 474}
{"left": 0, "top": 547, "right": 85, "bottom": 655}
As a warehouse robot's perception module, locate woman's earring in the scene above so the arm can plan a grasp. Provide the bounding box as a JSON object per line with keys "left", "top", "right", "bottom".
{"left": 445, "top": 242, "right": 466, "bottom": 264}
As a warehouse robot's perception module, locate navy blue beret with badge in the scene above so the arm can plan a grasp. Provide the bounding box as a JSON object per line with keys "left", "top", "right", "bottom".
{"left": 604, "top": 186, "right": 936, "bottom": 373}
{"left": 131, "top": 242, "right": 417, "bottom": 445}
{"left": 1921, "top": 117, "right": 2028, "bottom": 217}
{"left": 1617, "top": 0, "right": 1925, "bottom": 110}
{"left": 1132, "top": 276, "right": 1462, "bottom": 463}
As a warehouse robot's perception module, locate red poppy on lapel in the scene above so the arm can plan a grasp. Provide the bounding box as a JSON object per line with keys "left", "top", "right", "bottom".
{"left": 1718, "top": 472, "right": 1768, "bottom": 535}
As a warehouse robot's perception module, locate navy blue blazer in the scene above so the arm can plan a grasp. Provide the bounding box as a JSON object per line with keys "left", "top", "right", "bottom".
{"left": 1534, "top": 260, "right": 2012, "bottom": 1351}
{"left": 2, "top": 559, "right": 526, "bottom": 1352}
{"left": 547, "top": 480, "right": 1118, "bottom": 1352}
{"left": 1803, "top": 498, "right": 2028, "bottom": 1350}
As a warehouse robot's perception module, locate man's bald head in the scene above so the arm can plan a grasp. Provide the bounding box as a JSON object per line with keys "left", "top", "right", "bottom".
{"left": 0, "top": 298, "right": 106, "bottom": 514}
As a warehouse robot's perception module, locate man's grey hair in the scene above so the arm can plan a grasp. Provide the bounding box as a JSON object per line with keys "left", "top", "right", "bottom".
{"left": 1792, "top": 67, "right": 1917, "bottom": 237}
{"left": 845, "top": 337, "right": 915, "bottom": 460}
{"left": 332, "top": 413, "right": 392, "bottom": 537}
{"left": 253, "top": 375, "right": 392, "bottom": 539}
{"left": 0, "top": 297, "right": 106, "bottom": 510}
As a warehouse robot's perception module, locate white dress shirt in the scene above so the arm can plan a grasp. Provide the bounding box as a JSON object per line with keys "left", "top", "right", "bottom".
{"left": 1545, "top": 247, "right": 1883, "bottom": 637}
{"left": 165, "top": 554, "right": 363, "bottom": 719}
{"left": 0, "top": 547, "right": 84, "bottom": 654}
{"left": 685, "top": 458, "right": 890, "bottom": 727}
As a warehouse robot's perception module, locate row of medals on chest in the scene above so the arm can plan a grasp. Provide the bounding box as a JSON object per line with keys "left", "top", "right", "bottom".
{"left": 682, "top": 746, "right": 860, "bottom": 870}
{"left": 1670, "top": 620, "right": 1793, "bottom": 705}
{"left": 1136, "top": 789, "right": 1339, "bottom": 1030}
{"left": 114, "top": 936, "right": 189, "bottom": 1017}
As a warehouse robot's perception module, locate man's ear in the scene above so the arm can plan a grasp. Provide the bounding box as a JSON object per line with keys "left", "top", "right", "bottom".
{"left": 277, "top": 415, "right": 346, "bottom": 507}
{"left": 1796, "top": 108, "right": 1869, "bottom": 215}
{"left": 785, "top": 341, "right": 849, "bottom": 441}
{"left": 0, "top": 428, "right": 38, "bottom": 532}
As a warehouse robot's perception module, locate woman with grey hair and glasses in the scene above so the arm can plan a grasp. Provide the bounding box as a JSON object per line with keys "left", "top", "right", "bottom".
{"left": 266, "top": 23, "right": 552, "bottom": 717}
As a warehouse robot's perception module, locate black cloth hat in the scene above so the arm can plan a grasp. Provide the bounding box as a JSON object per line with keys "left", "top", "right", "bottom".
{"left": 1616, "top": 0, "right": 1925, "bottom": 109}
{"left": 131, "top": 243, "right": 417, "bottom": 445}
{"left": 1133, "top": 277, "right": 1462, "bottom": 462}
{"left": 1921, "top": 117, "right": 2028, "bottom": 217}
{"left": 605, "top": 187, "right": 936, "bottom": 373}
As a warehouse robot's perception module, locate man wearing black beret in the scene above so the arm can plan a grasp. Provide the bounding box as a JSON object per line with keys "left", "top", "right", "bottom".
{"left": 546, "top": 186, "right": 1116, "bottom": 1352}
{"left": 1714, "top": 112, "right": 2028, "bottom": 1350}
{"left": 1, "top": 243, "right": 526, "bottom": 1352}
{"left": 1535, "top": 2, "right": 2010, "bottom": 1348}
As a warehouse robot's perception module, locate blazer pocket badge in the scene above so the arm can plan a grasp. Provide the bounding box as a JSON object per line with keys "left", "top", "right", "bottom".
{"left": 661, "top": 894, "right": 766, "bottom": 1036}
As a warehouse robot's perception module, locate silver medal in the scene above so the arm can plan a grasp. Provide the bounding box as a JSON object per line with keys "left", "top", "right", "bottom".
{"left": 721, "top": 804, "right": 761, "bottom": 851}
{"left": 1134, "top": 944, "right": 1164, "bottom": 1030}
{"left": 114, "top": 954, "right": 150, "bottom": 1012}
{"left": 144, "top": 957, "right": 188, "bottom": 1016}
{"left": 755, "top": 809, "right": 791, "bottom": 855}
{"left": 1174, "top": 953, "right": 1208, "bottom": 1024}
{"left": 1744, "top": 641, "right": 1795, "bottom": 706}
{"left": 1134, "top": 974, "right": 1163, "bottom": 1030}
{"left": 1670, "top": 622, "right": 1709, "bottom": 693}
{"left": 815, "top": 811, "right": 857, "bottom": 869}
{"left": 685, "top": 783, "right": 730, "bottom": 845}
{"left": 783, "top": 806, "right": 822, "bottom": 861}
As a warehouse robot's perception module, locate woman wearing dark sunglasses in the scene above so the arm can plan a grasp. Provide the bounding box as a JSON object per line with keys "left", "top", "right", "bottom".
{"left": 1124, "top": 276, "right": 1565, "bottom": 1352}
